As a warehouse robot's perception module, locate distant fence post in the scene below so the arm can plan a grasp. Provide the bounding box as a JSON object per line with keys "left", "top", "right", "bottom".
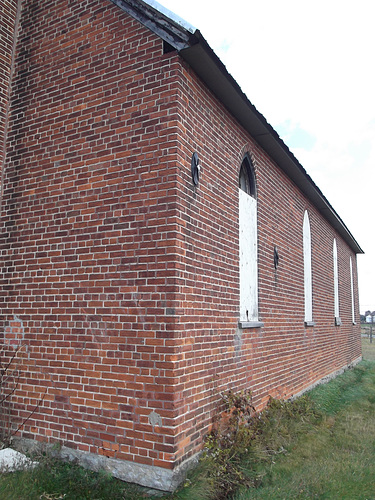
{"left": 371, "top": 316, "right": 373, "bottom": 344}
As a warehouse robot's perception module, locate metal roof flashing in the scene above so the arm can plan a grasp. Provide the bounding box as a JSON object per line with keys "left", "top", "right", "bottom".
{"left": 141, "top": 0, "right": 196, "bottom": 34}
{"left": 110, "top": 0, "right": 363, "bottom": 255}
{"left": 109, "top": 0, "right": 198, "bottom": 50}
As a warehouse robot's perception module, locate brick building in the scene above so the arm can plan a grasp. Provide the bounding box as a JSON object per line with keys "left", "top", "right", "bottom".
{"left": 0, "top": 0, "right": 363, "bottom": 491}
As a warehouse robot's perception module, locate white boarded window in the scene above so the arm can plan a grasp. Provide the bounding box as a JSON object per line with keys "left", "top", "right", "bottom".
{"left": 350, "top": 256, "right": 355, "bottom": 324}
{"left": 239, "top": 156, "right": 258, "bottom": 322}
{"left": 303, "top": 210, "right": 313, "bottom": 323}
{"left": 333, "top": 238, "right": 340, "bottom": 321}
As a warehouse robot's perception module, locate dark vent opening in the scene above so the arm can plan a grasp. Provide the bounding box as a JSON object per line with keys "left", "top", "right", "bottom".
{"left": 163, "top": 40, "right": 175, "bottom": 54}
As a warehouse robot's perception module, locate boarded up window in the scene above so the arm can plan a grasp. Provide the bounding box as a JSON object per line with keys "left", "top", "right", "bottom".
{"left": 303, "top": 211, "right": 312, "bottom": 323}
{"left": 333, "top": 238, "right": 339, "bottom": 319}
{"left": 350, "top": 256, "right": 355, "bottom": 324}
{"left": 239, "top": 156, "right": 258, "bottom": 322}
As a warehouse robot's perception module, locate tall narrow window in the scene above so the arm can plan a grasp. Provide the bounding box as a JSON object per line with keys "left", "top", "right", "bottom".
{"left": 350, "top": 256, "right": 356, "bottom": 324}
{"left": 333, "top": 238, "right": 341, "bottom": 325}
{"left": 239, "top": 155, "right": 259, "bottom": 324}
{"left": 303, "top": 210, "right": 313, "bottom": 325}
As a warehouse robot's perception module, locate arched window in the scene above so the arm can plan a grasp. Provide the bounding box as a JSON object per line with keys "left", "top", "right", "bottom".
{"left": 333, "top": 239, "right": 341, "bottom": 325}
{"left": 239, "top": 156, "right": 256, "bottom": 197}
{"left": 303, "top": 210, "right": 313, "bottom": 325}
{"left": 239, "top": 155, "right": 259, "bottom": 325}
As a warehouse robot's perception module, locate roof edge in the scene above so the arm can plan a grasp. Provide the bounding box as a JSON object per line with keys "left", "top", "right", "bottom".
{"left": 109, "top": 0, "right": 198, "bottom": 50}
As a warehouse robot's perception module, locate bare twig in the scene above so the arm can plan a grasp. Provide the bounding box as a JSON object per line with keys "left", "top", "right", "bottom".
{"left": 0, "top": 342, "right": 49, "bottom": 447}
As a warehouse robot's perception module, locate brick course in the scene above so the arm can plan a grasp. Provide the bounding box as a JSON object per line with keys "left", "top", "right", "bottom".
{"left": 0, "top": 0, "right": 19, "bottom": 197}
{"left": 0, "top": 0, "right": 361, "bottom": 488}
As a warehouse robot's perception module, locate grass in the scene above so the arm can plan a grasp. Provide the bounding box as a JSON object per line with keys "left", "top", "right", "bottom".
{"left": 1, "top": 339, "right": 375, "bottom": 499}
{"left": 0, "top": 455, "right": 147, "bottom": 499}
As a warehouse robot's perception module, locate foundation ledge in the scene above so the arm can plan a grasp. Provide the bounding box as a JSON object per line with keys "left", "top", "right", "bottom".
{"left": 12, "top": 438, "right": 200, "bottom": 492}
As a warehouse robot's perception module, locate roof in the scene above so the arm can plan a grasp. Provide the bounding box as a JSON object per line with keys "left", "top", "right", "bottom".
{"left": 109, "top": 0, "right": 363, "bottom": 254}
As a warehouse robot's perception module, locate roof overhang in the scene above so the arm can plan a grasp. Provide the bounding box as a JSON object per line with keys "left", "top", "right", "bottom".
{"left": 110, "top": 0, "right": 363, "bottom": 254}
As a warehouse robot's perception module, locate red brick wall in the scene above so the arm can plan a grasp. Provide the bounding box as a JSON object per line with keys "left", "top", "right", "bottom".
{"left": 0, "top": 0, "right": 361, "bottom": 477}
{"left": 0, "top": 0, "right": 19, "bottom": 195}
{"left": 0, "top": 0, "right": 184, "bottom": 469}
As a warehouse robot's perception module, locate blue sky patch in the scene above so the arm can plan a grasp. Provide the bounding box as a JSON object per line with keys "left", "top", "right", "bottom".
{"left": 277, "top": 121, "right": 317, "bottom": 151}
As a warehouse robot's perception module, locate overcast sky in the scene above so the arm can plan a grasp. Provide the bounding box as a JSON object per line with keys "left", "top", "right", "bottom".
{"left": 155, "top": 0, "right": 375, "bottom": 314}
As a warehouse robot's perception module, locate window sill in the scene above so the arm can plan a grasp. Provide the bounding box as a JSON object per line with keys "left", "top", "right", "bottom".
{"left": 304, "top": 321, "right": 315, "bottom": 327}
{"left": 335, "top": 317, "right": 342, "bottom": 326}
{"left": 238, "top": 321, "right": 264, "bottom": 329}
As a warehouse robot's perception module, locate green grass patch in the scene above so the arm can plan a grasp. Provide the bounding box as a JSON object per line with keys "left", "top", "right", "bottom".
{"left": 0, "top": 454, "right": 147, "bottom": 499}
